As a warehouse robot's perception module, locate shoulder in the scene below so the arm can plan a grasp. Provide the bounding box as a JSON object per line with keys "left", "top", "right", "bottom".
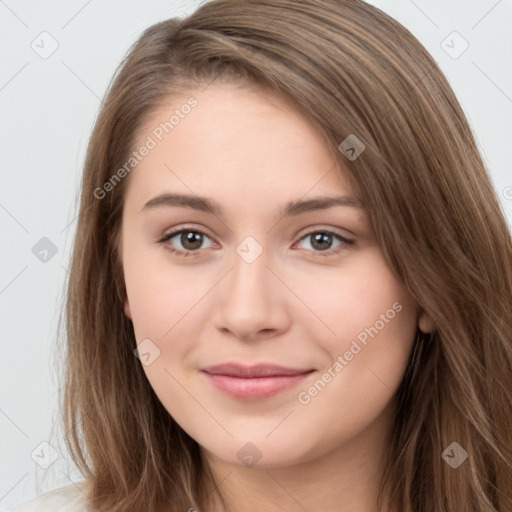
{"left": 10, "top": 482, "right": 92, "bottom": 512}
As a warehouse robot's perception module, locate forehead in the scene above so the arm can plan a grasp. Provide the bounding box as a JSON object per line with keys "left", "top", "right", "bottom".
{"left": 125, "top": 83, "right": 357, "bottom": 213}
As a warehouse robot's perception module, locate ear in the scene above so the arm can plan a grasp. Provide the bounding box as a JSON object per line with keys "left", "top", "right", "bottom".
{"left": 418, "top": 309, "right": 435, "bottom": 333}
{"left": 124, "top": 297, "right": 132, "bottom": 320}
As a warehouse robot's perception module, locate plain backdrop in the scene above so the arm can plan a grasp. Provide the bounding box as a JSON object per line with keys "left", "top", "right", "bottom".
{"left": 1, "top": 0, "right": 511, "bottom": 510}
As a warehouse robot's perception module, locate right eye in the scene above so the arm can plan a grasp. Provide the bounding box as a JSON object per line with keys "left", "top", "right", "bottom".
{"left": 158, "top": 227, "right": 217, "bottom": 257}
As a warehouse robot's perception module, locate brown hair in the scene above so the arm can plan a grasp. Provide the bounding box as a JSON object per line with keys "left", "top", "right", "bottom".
{"left": 57, "top": 0, "right": 512, "bottom": 510}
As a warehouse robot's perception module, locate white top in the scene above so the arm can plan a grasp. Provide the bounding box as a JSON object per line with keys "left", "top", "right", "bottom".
{"left": 10, "top": 483, "right": 91, "bottom": 512}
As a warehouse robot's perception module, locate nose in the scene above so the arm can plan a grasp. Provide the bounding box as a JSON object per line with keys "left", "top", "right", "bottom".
{"left": 213, "top": 243, "right": 290, "bottom": 342}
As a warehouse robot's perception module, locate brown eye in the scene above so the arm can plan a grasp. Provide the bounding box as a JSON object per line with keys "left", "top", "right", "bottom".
{"left": 295, "top": 230, "right": 353, "bottom": 256}
{"left": 159, "top": 228, "right": 216, "bottom": 257}
{"left": 178, "top": 231, "right": 204, "bottom": 251}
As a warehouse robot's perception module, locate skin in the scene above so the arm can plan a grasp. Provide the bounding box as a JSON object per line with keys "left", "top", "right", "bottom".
{"left": 120, "top": 82, "right": 433, "bottom": 512}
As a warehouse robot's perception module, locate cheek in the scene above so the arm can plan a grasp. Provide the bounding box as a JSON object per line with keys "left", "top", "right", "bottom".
{"left": 294, "top": 249, "right": 418, "bottom": 364}
{"left": 122, "top": 234, "right": 201, "bottom": 340}
{"left": 291, "top": 257, "right": 418, "bottom": 442}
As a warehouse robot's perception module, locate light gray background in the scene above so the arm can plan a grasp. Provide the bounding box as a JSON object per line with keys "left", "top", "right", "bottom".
{"left": 1, "top": 0, "right": 511, "bottom": 510}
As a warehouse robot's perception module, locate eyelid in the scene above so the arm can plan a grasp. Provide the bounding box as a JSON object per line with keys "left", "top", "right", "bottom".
{"left": 295, "top": 224, "right": 354, "bottom": 240}
{"left": 160, "top": 223, "right": 352, "bottom": 241}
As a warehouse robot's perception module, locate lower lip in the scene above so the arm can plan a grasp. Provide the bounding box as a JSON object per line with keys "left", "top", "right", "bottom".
{"left": 202, "top": 371, "right": 315, "bottom": 400}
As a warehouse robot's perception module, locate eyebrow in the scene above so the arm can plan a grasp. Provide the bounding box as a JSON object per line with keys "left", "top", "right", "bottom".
{"left": 140, "top": 192, "right": 364, "bottom": 218}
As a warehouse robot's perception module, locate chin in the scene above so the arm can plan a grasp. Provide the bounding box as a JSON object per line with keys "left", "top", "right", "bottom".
{"left": 200, "top": 435, "right": 314, "bottom": 470}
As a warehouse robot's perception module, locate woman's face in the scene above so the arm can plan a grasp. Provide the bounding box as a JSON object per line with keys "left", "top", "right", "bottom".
{"left": 121, "top": 82, "right": 425, "bottom": 469}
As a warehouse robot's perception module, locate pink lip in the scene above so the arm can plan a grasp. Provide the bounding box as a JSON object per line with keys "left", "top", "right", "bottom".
{"left": 201, "top": 363, "right": 315, "bottom": 400}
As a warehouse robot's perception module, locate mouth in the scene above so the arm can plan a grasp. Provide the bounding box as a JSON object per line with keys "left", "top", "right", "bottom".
{"left": 200, "top": 363, "right": 316, "bottom": 400}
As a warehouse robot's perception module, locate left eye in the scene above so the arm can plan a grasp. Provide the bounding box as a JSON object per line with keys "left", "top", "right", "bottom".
{"left": 294, "top": 231, "right": 353, "bottom": 254}
{"left": 158, "top": 228, "right": 353, "bottom": 257}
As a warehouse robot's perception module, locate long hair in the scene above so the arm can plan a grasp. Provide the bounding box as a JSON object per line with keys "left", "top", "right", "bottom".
{"left": 58, "top": 0, "right": 512, "bottom": 510}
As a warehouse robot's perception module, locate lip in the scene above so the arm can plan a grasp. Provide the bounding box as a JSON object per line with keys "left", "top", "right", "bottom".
{"left": 201, "top": 363, "right": 316, "bottom": 400}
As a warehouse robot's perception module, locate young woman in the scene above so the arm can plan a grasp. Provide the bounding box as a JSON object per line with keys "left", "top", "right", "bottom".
{"left": 12, "top": 0, "right": 512, "bottom": 511}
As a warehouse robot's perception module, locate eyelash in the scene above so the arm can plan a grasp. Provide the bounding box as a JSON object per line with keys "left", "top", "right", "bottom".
{"left": 158, "top": 226, "right": 354, "bottom": 258}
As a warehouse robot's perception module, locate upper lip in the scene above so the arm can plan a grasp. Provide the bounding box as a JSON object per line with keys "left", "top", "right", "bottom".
{"left": 201, "top": 363, "right": 314, "bottom": 378}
